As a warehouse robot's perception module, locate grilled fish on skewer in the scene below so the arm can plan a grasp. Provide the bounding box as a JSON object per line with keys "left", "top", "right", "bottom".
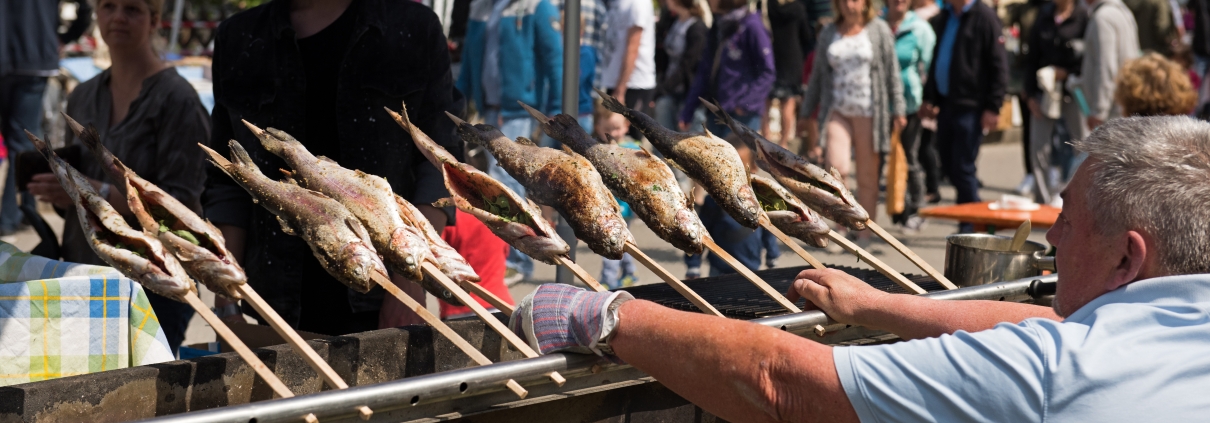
{"left": 446, "top": 112, "right": 632, "bottom": 259}
{"left": 521, "top": 104, "right": 706, "bottom": 255}
{"left": 66, "top": 116, "right": 245, "bottom": 299}
{"left": 243, "top": 123, "right": 452, "bottom": 302}
{"left": 27, "top": 131, "right": 194, "bottom": 299}
{"left": 596, "top": 89, "right": 764, "bottom": 229}
{"left": 386, "top": 105, "right": 571, "bottom": 264}
{"left": 750, "top": 174, "right": 830, "bottom": 248}
{"left": 394, "top": 193, "right": 480, "bottom": 286}
{"left": 201, "top": 141, "right": 385, "bottom": 294}
{"left": 701, "top": 99, "right": 870, "bottom": 230}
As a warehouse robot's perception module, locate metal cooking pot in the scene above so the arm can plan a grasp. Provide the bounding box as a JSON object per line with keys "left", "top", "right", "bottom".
{"left": 945, "top": 234, "right": 1057, "bottom": 287}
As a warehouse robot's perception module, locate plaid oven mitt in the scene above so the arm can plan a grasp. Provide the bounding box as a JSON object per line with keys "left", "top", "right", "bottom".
{"left": 509, "top": 284, "right": 633, "bottom": 362}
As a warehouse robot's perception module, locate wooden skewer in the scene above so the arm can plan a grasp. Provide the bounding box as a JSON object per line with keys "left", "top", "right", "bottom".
{"left": 234, "top": 285, "right": 373, "bottom": 420}
{"left": 702, "top": 236, "right": 802, "bottom": 313}
{"left": 865, "top": 221, "right": 959, "bottom": 290}
{"left": 183, "top": 291, "right": 299, "bottom": 401}
{"left": 825, "top": 231, "right": 927, "bottom": 294}
{"left": 417, "top": 262, "right": 567, "bottom": 386}
{"left": 368, "top": 271, "right": 528, "bottom": 398}
{"left": 553, "top": 255, "right": 608, "bottom": 292}
{"left": 759, "top": 222, "right": 827, "bottom": 270}
{"left": 459, "top": 279, "right": 515, "bottom": 316}
{"left": 623, "top": 242, "right": 723, "bottom": 317}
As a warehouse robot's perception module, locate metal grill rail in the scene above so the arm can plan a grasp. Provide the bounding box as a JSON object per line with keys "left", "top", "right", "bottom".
{"left": 622, "top": 265, "right": 946, "bottom": 319}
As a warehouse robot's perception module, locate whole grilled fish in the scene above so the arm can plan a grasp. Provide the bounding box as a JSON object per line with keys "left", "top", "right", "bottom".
{"left": 201, "top": 140, "right": 385, "bottom": 294}
{"left": 27, "top": 131, "right": 194, "bottom": 300}
{"left": 521, "top": 103, "right": 706, "bottom": 255}
{"left": 244, "top": 123, "right": 441, "bottom": 295}
{"left": 750, "top": 174, "right": 830, "bottom": 248}
{"left": 386, "top": 105, "right": 570, "bottom": 264}
{"left": 446, "top": 112, "right": 633, "bottom": 260}
{"left": 701, "top": 99, "right": 869, "bottom": 230}
{"left": 394, "top": 194, "right": 480, "bottom": 286}
{"left": 597, "top": 89, "right": 765, "bottom": 229}
{"left": 66, "top": 115, "right": 245, "bottom": 299}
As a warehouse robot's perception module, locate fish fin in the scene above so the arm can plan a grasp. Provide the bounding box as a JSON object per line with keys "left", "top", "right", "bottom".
{"left": 515, "top": 136, "right": 537, "bottom": 147}
{"left": 637, "top": 145, "right": 656, "bottom": 158}
{"left": 664, "top": 157, "right": 688, "bottom": 174}
{"left": 829, "top": 166, "right": 844, "bottom": 181}
{"left": 316, "top": 155, "right": 338, "bottom": 164}
{"left": 278, "top": 169, "right": 301, "bottom": 186}
{"left": 345, "top": 216, "right": 373, "bottom": 244}
{"left": 275, "top": 215, "right": 296, "bottom": 236}
{"left": 591, "top": 133, "right": 611, "bottom": 145}
{"left": 700, "top": 123, "right": 715, "bottom": 137}
{"left": 433, "top": 198, "right": 454, "bottom": 208}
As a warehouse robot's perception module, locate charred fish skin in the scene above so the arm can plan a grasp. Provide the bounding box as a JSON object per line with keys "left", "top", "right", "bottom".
{"left": 247, "top": 123, "right": 432, "bottom": 285}
{"left": 448, "top": 112, "right": 633, "bottom": 260}
{"left": 27, "top": 131, "right": 194, "bottom": 300}
{"left": 749, "top": 134, "right": 870, "bottom": 230}
{"left": 522, "top": 103, "right": 706, "bottom": 254}
{"left": 750, "top": 174, "right": 831, "bottom": 248}
{"left": 597, "top": 91, "right": 765, "bottom": 229}
{"left": 67, "top": 115, "right": 247, "bottom": 299}
{"left": 386, "top": 105, "right": 571, "bottom": 264}
{"left": 202, "top": 140, "right": 385, "bottom": 294}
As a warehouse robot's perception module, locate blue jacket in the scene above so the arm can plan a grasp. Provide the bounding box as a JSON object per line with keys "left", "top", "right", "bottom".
{"left": 459, "top": 0, "right": 563, "bottom": 119}
{"left": 890, "top": 11, "right": 935, "bottom": 114}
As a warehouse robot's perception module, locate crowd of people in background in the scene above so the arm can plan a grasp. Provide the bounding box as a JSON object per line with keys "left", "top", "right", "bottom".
{"left": 2, "top": 0, "right": 1208, "bottom": 351}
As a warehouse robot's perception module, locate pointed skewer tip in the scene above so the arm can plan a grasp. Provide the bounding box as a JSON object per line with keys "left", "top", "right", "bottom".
{"left": 61, "top": 112, "right": 85, "bottom": 135}
{"left": 240, "top": 119, "right": 265, "bottom": 136}
{"left": 517, "top": 101, "right": 547, "bottom": 122}
{"left": 444, "top": 111, "right": 467, "bottom": 125}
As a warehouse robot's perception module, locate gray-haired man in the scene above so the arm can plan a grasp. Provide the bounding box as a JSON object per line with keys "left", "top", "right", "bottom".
{"left": 510, "top": 116, "right": 1210, "bottom": 421}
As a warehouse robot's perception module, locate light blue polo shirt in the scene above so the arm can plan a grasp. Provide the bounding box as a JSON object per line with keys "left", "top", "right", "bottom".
{"left": 835, "top": 274, "right": 1210, "bottom": 422}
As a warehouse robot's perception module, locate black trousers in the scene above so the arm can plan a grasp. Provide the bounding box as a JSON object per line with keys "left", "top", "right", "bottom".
{"left": 936, "top": 105, "right": 984, "bottom": 205}
{"left": 895, "top": 114, "right": 926, "bottom": 221}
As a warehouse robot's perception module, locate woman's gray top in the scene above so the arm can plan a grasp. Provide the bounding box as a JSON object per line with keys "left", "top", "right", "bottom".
{"left": 61, "top": 67, "right": 211, "bottom": 265}
{"left": 803, "top": 19, "right": 906, "bottom": 154}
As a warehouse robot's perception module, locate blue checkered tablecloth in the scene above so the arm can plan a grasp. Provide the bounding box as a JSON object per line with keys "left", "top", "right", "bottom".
{"left": 0, "top": 242, "right": 174, "bottom": 385}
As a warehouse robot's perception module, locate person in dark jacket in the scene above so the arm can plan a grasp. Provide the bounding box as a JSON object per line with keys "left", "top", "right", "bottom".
{"left": 1022, "top": 0, "right": 1088, "bottom": 198}
{"left": 654, "top": 0, "right": 709, "bottom": 130}
{"left": 679, "top": 0, "right": 777, "bottom": 137}
{"left": 204, "top": 0, "right": 461, "bottom": 335}
{"left": 0, "top": 0, "right": 92, "bottom": 235}
{"left": 1191, "top": 0, "right": 1210, "bottom": 77}
{"left": 919, "top": 0, "right": 1008, "bottom": 232}
{"left": 763, "top": 0, "right": 813, "bottom": 147}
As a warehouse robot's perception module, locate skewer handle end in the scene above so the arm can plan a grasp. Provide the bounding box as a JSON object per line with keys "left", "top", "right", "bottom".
{"left": 304, "top": 413, "right": 319, "bottom": 423}
{"left": 506, "top": 379, "right": 529, "bottom": 399}
{"left": 357, "top": 406, "right": 373, "bottom": 420}
{"left": 549, "top": 371, "right": 567, "bottom": 386}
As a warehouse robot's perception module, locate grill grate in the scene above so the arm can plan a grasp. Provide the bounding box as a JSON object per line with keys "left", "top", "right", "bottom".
{"left": 621, "top": 264, "right": 945, "bottom": 319}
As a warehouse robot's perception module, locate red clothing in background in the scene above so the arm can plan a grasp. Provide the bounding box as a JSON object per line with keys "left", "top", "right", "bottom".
{"left": 439, "top": 210, "right": 515, "bottom": 318}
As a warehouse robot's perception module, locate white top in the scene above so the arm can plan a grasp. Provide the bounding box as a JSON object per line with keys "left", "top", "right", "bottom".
{"left": 827, "top": 29, "right": 874, "bottom": 117}
{"left": 602, "top": 0, "right": 657, "bottom": 90}
{"left": 834, "top": 274, "right": 1210, "bottom": 422}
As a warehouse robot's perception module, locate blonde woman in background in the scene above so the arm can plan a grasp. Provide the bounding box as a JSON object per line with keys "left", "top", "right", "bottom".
{"left": 27, "top": 0, "right": 210, "bottom": 354}
{"left": 801, "top": 0, "right": 905, "bottom": 246}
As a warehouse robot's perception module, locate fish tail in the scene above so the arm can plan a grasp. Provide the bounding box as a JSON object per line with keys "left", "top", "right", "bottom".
{"left": 699, "top": 97, "right": 735, "bottom": 129}
{"left": 71, "top": 118, "right": 131, "bottom": 183}
{"left": 595, "top": 88, "right": 628, "bottom": 115}
{"left": 227, "top": 140, "right": 258, "bottom": 171}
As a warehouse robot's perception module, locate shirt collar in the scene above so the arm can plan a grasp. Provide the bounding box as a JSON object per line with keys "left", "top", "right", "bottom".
{"left": 1066, "top": 274, "right": 1210, "bottom": 322}
{"left": 270, "top": 0, "right": 383, "bottom": 40}
{"left": 947, "top": 0, "right": 975, "bottom": 17}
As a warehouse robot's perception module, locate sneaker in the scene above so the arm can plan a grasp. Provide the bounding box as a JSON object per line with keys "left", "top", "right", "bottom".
{"left": 504, "top": 268, "right": 525, "bottom": 286}
{"left": 902, "top": 215, "right": 928, "bottom": 234}
{"left": 1014, "top": 174, "right": 1035, "bottom": 196}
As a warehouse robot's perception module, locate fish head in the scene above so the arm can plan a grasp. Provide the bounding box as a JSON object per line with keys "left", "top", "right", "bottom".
{"left": 160, "top": 233, "right": 247, "bottom": 299}
{"left": 387, "top": 226, "right": 429, "bottom": 282}
{"left": 672, "top": 207, "right": 707, "bottom": 255}
{"left": 341, "top": 241, "right": 387, "bottom": 294}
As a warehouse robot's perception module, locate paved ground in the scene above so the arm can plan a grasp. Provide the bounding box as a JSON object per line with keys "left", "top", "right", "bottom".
{"left": 1, "top": 138, "right": 1051, "bottom": 347}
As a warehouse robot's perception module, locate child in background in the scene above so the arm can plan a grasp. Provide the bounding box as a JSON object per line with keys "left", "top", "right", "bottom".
{"left": 683, "top": 135, "right": 780, "bottom": 278}
{"left": 595, "top": 111, "right": 640, "bottom": 288}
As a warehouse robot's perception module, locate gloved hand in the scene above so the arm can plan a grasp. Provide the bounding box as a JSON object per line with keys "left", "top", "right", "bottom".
{"left": 509, "top": 284, "right": 634, "bottom": 360}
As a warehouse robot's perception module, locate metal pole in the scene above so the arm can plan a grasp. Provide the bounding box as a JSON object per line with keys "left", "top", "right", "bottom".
{"left": 555, "top": 0, "right": 582, "bottom": 286}
{"left": 168, "top": 0, "right": 185, "bottom": 55}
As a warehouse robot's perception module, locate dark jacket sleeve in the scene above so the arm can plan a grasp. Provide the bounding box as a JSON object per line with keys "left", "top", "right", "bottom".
{"left": 680, "top": 26, "right": 716, "bottom": 124}
{"left": 922, "top": 15, "right": 944, "bottom": 106}
{"left": 408, "top": 12, "right": 461, "bottom": 222}
{"left": 1021, "top": 12, "right": 1044, "bottom": 99}
{"left": 202, "top": 24, "right": 254, "bottom": 229}
{"left": 153, "top": 82, "right": 212, "bottom": 213}
{"left": 60, "top": 0, "right": 93, "bottom": 44}
{"left": 981, "top": 7, "right": 1009, "bottom": 113}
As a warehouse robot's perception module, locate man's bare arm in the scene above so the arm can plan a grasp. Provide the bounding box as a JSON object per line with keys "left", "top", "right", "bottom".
{"left": 611, "top": 300, "right": 858, "bottom": 423}
{"left": 789, "top": 269, "right": 1061, "bottom": 340}
{"left": 613, "top": 26, "right": 643, "bottom": 102}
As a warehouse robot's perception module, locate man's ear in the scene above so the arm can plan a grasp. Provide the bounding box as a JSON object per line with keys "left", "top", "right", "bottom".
{"left": 1106, "top": 230, "right": 1148, "bottom": 291}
